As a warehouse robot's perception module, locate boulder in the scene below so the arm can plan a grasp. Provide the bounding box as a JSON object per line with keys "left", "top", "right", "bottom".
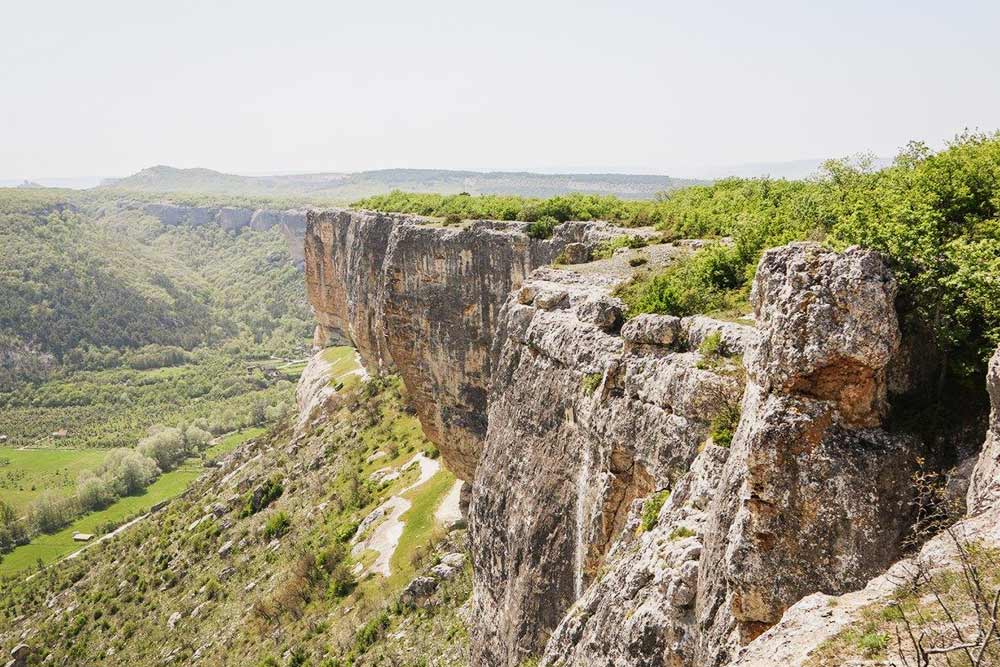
{"left": 621, "top": 313, "right": 681, "bottom": 351}
{"left": 400, "top": 576, "right": 438, "bottom": 607}
{"left": 577, "top": 296, "right": 624, "bottom": 332}
{"left": 560, "top": 242, "right": 591, "bottom": 264}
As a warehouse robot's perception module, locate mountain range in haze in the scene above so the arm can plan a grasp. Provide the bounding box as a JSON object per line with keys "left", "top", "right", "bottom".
{"left": 2, "top": 157, "right": 889, "bottom": 199}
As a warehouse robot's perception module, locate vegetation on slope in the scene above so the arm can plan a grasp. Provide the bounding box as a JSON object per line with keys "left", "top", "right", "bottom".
{"left": 0, "top": 375, "right": 471, "bottom": 666}
{"left": 0, "top": 190, "right": 312, "bottom": 387}
{"left": 354, "top": 190, "right": 676, "bottom": 226}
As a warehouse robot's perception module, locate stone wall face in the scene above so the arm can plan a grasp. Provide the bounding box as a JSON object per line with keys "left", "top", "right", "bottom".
{"left": 304, "top": 217, "right": 992, "bottom": 667}
{"left": 304, "top": 211, "right": 634, "bottom": 480}
{"left": 470, "top": 269, "right": 747, "bottom": 666}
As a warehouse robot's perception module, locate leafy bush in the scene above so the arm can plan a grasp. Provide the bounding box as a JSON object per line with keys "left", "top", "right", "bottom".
{"left": 263, "top": 511, "right": 291, "bottom": 540}
{"left": 96, "top": 449, "right": 160, "bottom": 496}
{"left": 616, "top": 134, "right": 1000, "bottom": 387}
{"left": 580, "top": 373, "right": 602, "bottom": 395}
{"left": 137, "top": 427, "right": 190, "bottom": 471}
{"left": 76, "top": 474, "right": 114, "bottom": 512}
{"left": 241, "top": 477, "right": 284, "bottom": 517}
{"left": 698, "top": 332, "right": 723, "bottom": 358}
{"left": 669, "top": 526, "right": 696, "bottom": 540}
{"left": 28, "top": 491, "right": 77, "bottom": 534}
{"left": 593, "top": 234, "right": 648, "bottom": 260}
{"left": 525, "top": 216, "right": 558, "bottom": 240}
{"left": 0, "top": 499, "right": 27, "bottom": 553}
{"left": 639, "top": 490, "right": 670, "bottom": 532}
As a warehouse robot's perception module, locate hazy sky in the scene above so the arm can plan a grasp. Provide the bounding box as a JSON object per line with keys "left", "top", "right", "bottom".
{"left": 3, "top": 0, "right": 999, "bottom": 180}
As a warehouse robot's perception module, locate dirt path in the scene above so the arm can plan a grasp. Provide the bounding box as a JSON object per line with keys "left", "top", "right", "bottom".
{"left": 434, "top": 479, "right": 464, "bottom": 527}
{"left": 351, "top": 453, "right": 440, "bottom": 577}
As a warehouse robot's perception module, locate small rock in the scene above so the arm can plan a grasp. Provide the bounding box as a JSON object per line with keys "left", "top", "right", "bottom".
{"left": 517, "top": 285, "right": 538, "bottom": 305}
{"left": 440, "top": 552, "right": 466, "bottom": 569}
{"left": 561, "top": 242, "right": 591, "bottom": 264}
{"left": 430, "top": 564, "right": 458, "bottom": 580}
{"left": 621, "top": 314, "right": 682, "bottom": 350}
{"left": 577, "top": 296, "right": 624, "bottom": 332}
{"left": 400, "top": 576, "right": 438, "bottom": 606}
{"left": 167, "top": 611, "right": 182, "bottom": 630}
{"left": 217, "top": 540, "right": 234, "bottom": 558}
{"left": 534, "top": 289, "right": 569, "bottom": 310}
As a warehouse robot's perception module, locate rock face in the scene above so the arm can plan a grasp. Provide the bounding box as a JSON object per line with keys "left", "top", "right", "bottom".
{"left": 470, "top": 268, "right": 747, "bottom": 666}
{"left": 968, "top": 346, "right": 1000, "bottom": 514}
{"left": 696, "top": 243, "right": 919, "bottom": 664}
{"left": 304, "top": 217, "right": 988, "bottom": 667}
{"left": 540, "top": 445, "right": 730, "bottom": 667}
{"left": 304, "top": 210, "right": 635, "bottom": 480}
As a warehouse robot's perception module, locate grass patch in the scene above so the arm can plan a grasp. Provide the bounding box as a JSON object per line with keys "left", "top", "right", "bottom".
{"left": 203, "top": 427, "right": 265, "bottom": 460}
{"left": 386, "top": 469, "right": 455, "bottom": 591}
{"left": 639, "top": 490, "right": 670, "bottom": 532}
{"left": 669, "top": 526, "right": 696, "bottom": 540}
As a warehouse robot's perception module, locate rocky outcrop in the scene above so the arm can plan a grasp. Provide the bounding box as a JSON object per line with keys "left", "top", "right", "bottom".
{"left": 968, "top": 347, "right": 1000, "bottom": 515}
{"left": 304, "top": 210, "right": 637, "bottom": 480}
{"left": 470, "top": 268, "right": 748, "bottom": 666}
{"left": 696, "top": 243, "right": 919, "bottom": 665}
{"left": 304, "top": 216, "right": 989, "bottom": 667}
{"left": 540, "top": 444, "right": 730, "bottom": 667}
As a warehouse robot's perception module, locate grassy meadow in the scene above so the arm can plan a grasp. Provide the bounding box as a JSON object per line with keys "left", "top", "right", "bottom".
{"left": 0, "top": 460, "right": 202, "bottom": 575}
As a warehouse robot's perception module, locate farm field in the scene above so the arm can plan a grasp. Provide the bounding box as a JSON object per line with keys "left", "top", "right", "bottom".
{"left": 0, "top": 460, "right": 203, "bottom": 575}
{"left": 0, "top": 447, "right": 110, "bottom": 514}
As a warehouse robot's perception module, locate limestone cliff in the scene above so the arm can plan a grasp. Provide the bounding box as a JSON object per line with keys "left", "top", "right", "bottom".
{"left": 304, "top": 209, "right": 638, "bottom": 480}
{"left": 304, "top": 211, "right": 998, "bottom": 667}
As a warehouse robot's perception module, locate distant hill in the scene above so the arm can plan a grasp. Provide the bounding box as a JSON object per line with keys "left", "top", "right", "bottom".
{"left": 100, "top": 165, "right": 708, "bottom": 201}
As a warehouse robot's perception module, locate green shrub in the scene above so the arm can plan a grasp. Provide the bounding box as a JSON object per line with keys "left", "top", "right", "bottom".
{"left": 856, "top": 631, "right": 888, "bottom": 657}
{"left": 580, "top": 373, "right": 602, "bottom": 395}
{"left": 669, "top": 526, "right": 696, "bottom": 540}
{"left": 263, "top": 511, "right": 291, "bottom": 540}
{"left": 241, "top": 477, "right": 284, "bottom": 517}
{"left": 698, "top": 331, "right": 722, "bottom": 358}
{"left": 639, "top": 490, "right": 670, "bottom": 532}
{"left": 352, "top": 611, "right": 390, "bottom": 655}
{"left": 525, "top": 216, "right": 558, "bottom": 240}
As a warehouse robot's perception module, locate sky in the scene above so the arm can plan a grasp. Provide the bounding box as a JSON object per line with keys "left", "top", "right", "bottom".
{"left": 3, "top": 0, "right": 999, "bottom": 181}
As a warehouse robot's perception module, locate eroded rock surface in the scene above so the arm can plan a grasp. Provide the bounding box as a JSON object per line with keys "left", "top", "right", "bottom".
{"left": 696, "top": 243, "right": 919, "bottom": 665}
{"left": 304, "top": 210, "right": 637, "bottom": 480}
{"left": 968, "top": 347, "right": 1000, "bottom": 515}
{"left": 470, "top": 267, "right": 748, "bottom": 666}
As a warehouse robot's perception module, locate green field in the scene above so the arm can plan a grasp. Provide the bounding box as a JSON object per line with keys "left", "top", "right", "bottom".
{"left": 0, "top": 447, "right": 110, "bottom": 514}
{"left": 321, "top": 345, "right": 362, "bottom": 386}
{"left": 203, "top": 427, "right": 265, "bottom": 460}
{"left": 0, "top": 461, "right": 203, "bottom": 575}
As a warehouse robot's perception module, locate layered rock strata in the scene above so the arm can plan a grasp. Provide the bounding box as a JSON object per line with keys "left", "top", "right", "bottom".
{"left": 304, "top": 210, "right": 640, "bottom": 480}
{"left": 470, "top": 267, "right": 747, "bottom": 665}
{"left": 303, "top": 213, "right": 988, "bottom": 667}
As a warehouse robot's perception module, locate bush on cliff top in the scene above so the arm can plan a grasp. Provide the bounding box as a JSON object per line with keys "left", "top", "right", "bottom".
{"left": 619, "top": 132, "right": 1000, "bottom": 384}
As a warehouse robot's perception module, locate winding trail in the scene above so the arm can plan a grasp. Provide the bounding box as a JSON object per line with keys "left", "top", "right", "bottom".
{"left": 351, "top": 452, "right": 440, "bottom": 577}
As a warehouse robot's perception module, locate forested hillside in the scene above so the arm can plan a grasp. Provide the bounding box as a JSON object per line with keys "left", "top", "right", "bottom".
{"left": 0, "top": 190, "right": 312, "bottom": 390}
